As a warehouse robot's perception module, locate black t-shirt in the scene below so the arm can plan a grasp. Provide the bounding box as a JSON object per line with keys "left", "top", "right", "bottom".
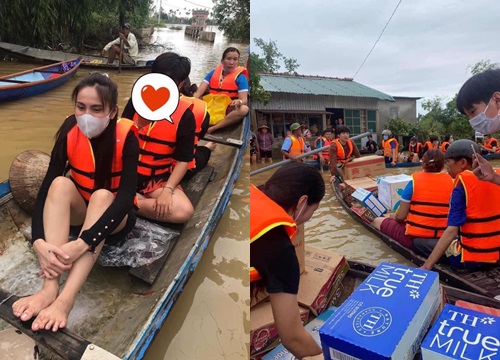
{"left": 250, "top": 226, "right": 300, "bottom": 294}
{"left": 122, "top": 98, "right": 196, "bottom": 162}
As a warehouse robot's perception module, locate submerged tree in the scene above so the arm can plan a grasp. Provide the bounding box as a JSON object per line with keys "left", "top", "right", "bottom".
{"left": 211, "top": 0, "right": 249, "bottom": 41}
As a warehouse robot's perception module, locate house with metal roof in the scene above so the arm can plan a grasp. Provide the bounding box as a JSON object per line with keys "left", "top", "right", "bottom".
{"left": 252, "top": 73, "right": 420, "bottom": 151}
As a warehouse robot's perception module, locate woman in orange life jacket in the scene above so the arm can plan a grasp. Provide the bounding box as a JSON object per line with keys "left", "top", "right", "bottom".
{"left": 422, "top": 135, "right": 439, "bottom": 157}
{"left": 193, "top": 47, "right": 249, "bottom": 134}
{"left": 381, "top": 129, "right": 399, "bottom": 166}
{"left": 372, "top": 149, "right": 453, "bottom": 250}
{"left": 121, "top": 52, "right": 195, "bottom": 223}
{"left": 313, "top": 127, "right": 334, "bottom": 166}
{"left": 440, "top": 134, "right": 452, "bottom": 153}
{"left": 420, "top": 140, "right": 500, "bottom": 270}
{"left": 250, "top": 162, "right": 325, "bottom": 358}
{"left": 329, "top": 125, "right": 361, "bottom": 183}
{"left": 12, "top": 74, "right": 139, "bottom": 332}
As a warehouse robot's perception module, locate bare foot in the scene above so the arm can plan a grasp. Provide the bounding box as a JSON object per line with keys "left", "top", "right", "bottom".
{"left": 205, "top": 142, "right": 217, "bottom": 151}
{"left": 12, "top": 288, "right": 58, "bottom": 322}
{"left": 32, "top": 297, "right": 74, "bottom": 332}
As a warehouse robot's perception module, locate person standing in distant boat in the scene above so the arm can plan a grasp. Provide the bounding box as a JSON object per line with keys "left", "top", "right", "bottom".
{"left": 101, "top": 23, "right": 138, "bottom": 65}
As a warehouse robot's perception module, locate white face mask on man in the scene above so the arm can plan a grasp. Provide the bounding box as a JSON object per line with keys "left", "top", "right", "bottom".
{"left": 469, "top": 98, "right": 500, "bottom": 135}
{"left": 76, "top": 113, "right": 111, "bottom": 139}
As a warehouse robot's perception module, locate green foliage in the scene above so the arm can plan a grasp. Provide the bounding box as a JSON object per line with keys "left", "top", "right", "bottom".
{"left": 249, "top": 53, "right": 271, "bottom": 104}
{"left": 0, "top": 0, "right": 151, "bottom": 51}
{"left": 212, "top": 0, "right": 249, "bottom": 41}
{"left": 468, "top": 59, "right": 500, "bottom": 76}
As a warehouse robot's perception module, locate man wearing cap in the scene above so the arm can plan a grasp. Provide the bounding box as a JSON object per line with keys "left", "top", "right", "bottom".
{"left": 101, "top": 23, "right": 138, "bottom": 65}
{"left": 281, "top": 123, "right": 305, "bottom": 161}
{"left": 257, "top": 124, "right": 274, "bottom": 163}
{"left": 419, "top": 139, "right": 500, "bottom": 270}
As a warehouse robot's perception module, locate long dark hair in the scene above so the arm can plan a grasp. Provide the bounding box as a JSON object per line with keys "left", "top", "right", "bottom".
{"left": 54, "top": 73, "right": 119, "bottom": 190}
{"left": 258, "top": 162, "right": 325, "bottom": 211}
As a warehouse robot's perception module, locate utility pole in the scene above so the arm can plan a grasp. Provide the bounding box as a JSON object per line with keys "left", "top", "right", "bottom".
{"left": 157, "top": 0, "right": 162, "bottom": 24}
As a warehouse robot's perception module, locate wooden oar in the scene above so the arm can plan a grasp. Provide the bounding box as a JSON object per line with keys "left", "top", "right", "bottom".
{"left": 118, "top": 38, "right": 123, "bottom": 73}
{"left": 201, "top": 134, "right": 243, "bottom": 148}
{"left": 250, "top": 131, "right": 371, "bottom": 176}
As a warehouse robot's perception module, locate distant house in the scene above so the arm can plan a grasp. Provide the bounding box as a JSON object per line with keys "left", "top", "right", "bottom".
{"left": 252, "top": 73, "right": 420, "bottom": 150}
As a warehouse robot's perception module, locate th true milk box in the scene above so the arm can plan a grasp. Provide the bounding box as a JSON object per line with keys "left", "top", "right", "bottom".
{"left": 421, "top": 303, "right": 500, "bottom": 360}
{"left": 319, "top": 262, "right": 440, "bottom": 360}
{"left": 377, "top": 174, "right": 412, "bottom": 211}
{"left": 351, "top": 187, "right": 387, "bottom": 217}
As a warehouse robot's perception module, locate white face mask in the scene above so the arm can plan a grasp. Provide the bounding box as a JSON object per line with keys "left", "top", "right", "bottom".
{"left": 76, "top": 113, "right": 111, "bottom": 139}
{"left": 383, "top": 135, "right": 389, "bottom": 140}
{"left": 469, "top": 99, "right": 500, "bottom": 135}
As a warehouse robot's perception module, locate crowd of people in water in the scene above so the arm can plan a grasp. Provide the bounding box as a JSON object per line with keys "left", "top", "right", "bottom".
{"left": 12, "top": 45, "right": 248, "bottom": 333}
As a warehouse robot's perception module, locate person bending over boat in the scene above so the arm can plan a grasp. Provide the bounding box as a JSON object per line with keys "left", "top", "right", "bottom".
{"left": 281, "top": 122, "right": 305, "bottom": 161}
{"left": 12, "top": 73, "right": 139, "bottom": 332}
{"left": 372, "top": 150, "right": 453, "bottom": 250}
{"left": 479, "top": 134, "right": 500, "bottom": 155}
{"left": 122, "top": 52, "right": 195, "bottom": 223}
{"left": 420, "top": 140, "right": 500, "bottom": 269}
{"left": 329, "top": 125, "right": 361, "bottom": 183}
{"left": 403, "top": 136, "right": 422, "bottom": 162}
{"left": 381, "top": 129, "right": 399, "bottom": 166}
{"left": 101, "top": 23, "right": 138, "bottom": 65}
{"left": 193, "top": 47, "right": 249, "bottom": 134}
{"left": 250, "top": 162, "right": 325, "bottom": 358}
{"left": 421, "top": 135, "right": 439, "bottom": 158}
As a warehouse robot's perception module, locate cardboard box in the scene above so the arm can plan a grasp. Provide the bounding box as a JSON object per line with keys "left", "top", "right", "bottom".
{"left": 320, "top": 262, "right": 440, "bottom": 360}
{"left": 342, "top": 155, "right": 386, "bottom": 180}
{"left": 294, "top": 223, "right": 306, "bottom": 275}
{"left": 250, "top": 300, "right": 310, "bottom": 355}
{"left": 344, "top": 177, "right": 378, "bottom": 196}
{"left": 298, "top": 246, "right": 349, "bottom": 317}
{"left": 455, "top": 300, "right": 500, "bottom": 317}
{"left": 262, "top": 306, "right": 338, "bottom": 360}
{"left": 421, "top": 304, "right": 500, "bottom": 360}
{"left": 377, "top": 174, "right": 412, "bottom": 211}
{"left": 351, "top": 187, "right": 387, "bottom": 217}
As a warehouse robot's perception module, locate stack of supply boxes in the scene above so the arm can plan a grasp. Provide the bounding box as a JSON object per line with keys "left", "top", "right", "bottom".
{"left": 320, "top": 262, "right": 440, "bottom": 360}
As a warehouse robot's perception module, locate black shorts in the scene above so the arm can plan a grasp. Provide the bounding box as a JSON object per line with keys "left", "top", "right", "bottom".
{"left": 260, "top": 150, "right": 272, "bottom": 158}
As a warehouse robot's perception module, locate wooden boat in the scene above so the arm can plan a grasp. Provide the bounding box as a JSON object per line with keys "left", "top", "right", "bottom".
{"left": 483, "top": 152, "right": 500, "bottom": 160}
{"left": 0, "top": 58, "right": 81, "bottom": 102}
{"left": 0, "top": 41, "right": 153, "bottom": 70}
{"left": 0, "top": 119, "right": 248, "bottom": 359}
{"left": 385, "top": 161, "right": 421, "bottom": 168}
{"left": 333, "top": 179, "right": 500, "bottom": 300}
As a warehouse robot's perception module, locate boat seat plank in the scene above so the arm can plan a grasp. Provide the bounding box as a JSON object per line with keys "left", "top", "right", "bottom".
{"left": 0, "top": 288, "right": 90, "bottom": 360}
{"left": 37, "top": 70, "right": 63, "bottom": 74}
{"left": 129, "top": 166, "right": 215, "bottom": 284}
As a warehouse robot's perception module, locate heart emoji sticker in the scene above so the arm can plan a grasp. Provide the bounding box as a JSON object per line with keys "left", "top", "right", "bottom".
{"left": 141, "top": 85, "right": 170, "bottom": 112}
{"left": 131, "top": 73, "right": 179, "bottom": 122}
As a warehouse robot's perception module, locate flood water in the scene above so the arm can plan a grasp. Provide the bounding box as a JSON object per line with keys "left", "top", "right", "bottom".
{"left": 1, "top": 26, "right": 250, "bottom": 360}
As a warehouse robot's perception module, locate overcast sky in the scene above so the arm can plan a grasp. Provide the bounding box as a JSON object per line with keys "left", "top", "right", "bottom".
{"left": 251, "top": 0, "right": 499, "bottom": 112}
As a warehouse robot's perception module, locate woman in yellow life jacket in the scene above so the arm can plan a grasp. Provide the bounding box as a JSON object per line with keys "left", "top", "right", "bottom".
{"left": 372, "top": 149, "right": 453, "bottom": 249}
{"left": 194, "top": 47, "right": 249, "bottom": 134}
{"left": 420, "top": 140, "right": 500, "bottom": 270}
{"left": 250, "top": 162, "right": 325, "bottom": 358}
{"left": 12, "top": 74, "right": 139, "bottom": 332}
